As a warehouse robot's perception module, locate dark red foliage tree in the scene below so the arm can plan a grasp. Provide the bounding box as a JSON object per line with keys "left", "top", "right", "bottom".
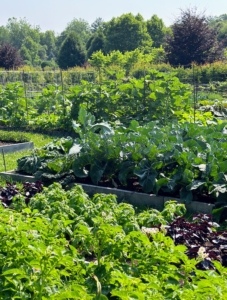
{"left": 0, "top": 42, "right": 23, "bottom": 69}
{"left": 165, "top": 8, "right": 224, "bottom": 66}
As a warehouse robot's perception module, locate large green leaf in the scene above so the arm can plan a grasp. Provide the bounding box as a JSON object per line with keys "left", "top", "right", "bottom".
{"left": 78, "top": 106, "right": 95, "bottom": 126}
{"left": 90, "top": 160, "right": 107, "bottom": 185}
{"left": 59, "top": 137, "right": 74, "bottom": 153}
{"left": 72, "top": 155, "right": 90, "bottom": 178}
{"left": 167, "top": 171, "right": 181, "bottom": 191}
{"left": 212, "top": 205, "right": 227, "bottom": 223}
{"left": 180, "top": 187, "right": 193, "bottom": 203}
{"left": 128, "top": 120, "right": 140, "bottom": 131}
{"left": 219, "top": 161, "right": 227, "bottom": 173}
{"left": 90, "top": 122, "right": 114, "bottom": 135}
{"left": 47, "top": 156, "right": 72, "bottom": 173}
{"left": 181, "top": 169, "right": 194, "bottom": 185}
{"left": 154, "top": 177, "right": 169, "bottom": 194}
{"left": 140, "top": 174, "right": 156, "bottom": 193}
{"left": 183, "top": 138, "right": 208, "bottom": 152}
{"left": 17, "top": 155, "right": 41, "bottom": 175}
{"left": 187, "top": 180, "right": 206, "bottom": 191}
{"left": 134, "top": 159, "right": 158, "bottom": 193}
{"left": 202, "top": 162, "right": 219, "bottom": 179}
{"left": 214, "top": 172, "right": 227, "bottom": 183}
{"left": 118, "top": 161, "right": 135, "bottom": 186}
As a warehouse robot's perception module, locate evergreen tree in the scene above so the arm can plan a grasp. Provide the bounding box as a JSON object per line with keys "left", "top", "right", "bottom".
{"left": 87, "top": 31, "right": 105, "bottom": 58}
{"left": 91, "top": 17, "right": 104, "bottom": 33}
{"left": 58, "top": 32, "right": 86, "bottom": 69}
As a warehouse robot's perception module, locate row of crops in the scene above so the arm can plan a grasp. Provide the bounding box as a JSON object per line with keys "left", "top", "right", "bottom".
{"left": 1, "top": 180, "right": 227, "bottom": 299}
{"left": 3, "top": 65, "right": 227, "bottom": 298}
{"left": 0, "top": 70, "right": 192, "bottom": 130}
{"left": 2, "top": 70, "right": 227, "bottom": 131}
{"left": 2, "top": 61, "right": 227, "bottom": 85}
{"left": 15, "top": 107, "right": 227, "bottom": 207}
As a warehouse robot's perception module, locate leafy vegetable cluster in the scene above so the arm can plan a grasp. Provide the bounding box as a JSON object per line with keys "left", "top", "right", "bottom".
{"left": 0, "top": 70, "right": 194, "bottom": 130}
{"left": 17, "top": 110, "right": 227, "bottom": 205}
{"left": 1, "top": 182, "right": 227, "bottom": 299}
{"left": 166, "top": 214, "right": 227, "bottom": 268}
{"left": 0, "top": 181, "right": 43, "bottom": 207}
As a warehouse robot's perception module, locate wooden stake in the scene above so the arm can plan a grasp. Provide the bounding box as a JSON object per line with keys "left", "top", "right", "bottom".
{"left": 2, "top": 149, "right": 6, "bottom": 172}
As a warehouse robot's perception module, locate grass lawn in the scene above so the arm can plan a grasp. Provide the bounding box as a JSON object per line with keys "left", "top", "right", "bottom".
{"left": 0, "top": 131, "right": 53, "bottom": 172}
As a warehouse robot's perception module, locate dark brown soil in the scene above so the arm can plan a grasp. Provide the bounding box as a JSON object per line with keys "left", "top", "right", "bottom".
{"left": 74, "top": 176, "right": 216, "bottom": 204}
{"left": 75, "top": 176, "right": 144, "bottom": 193}
{"left": 9, "top": 170, "right": 217, "bottom": 205}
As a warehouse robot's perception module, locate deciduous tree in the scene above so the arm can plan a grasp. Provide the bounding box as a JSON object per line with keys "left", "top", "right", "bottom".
{"left": 21, "top": 37, "right": 39, "bottom": 64}
{"left": 0, "top": 26, "right": 10, "bottom": 44}
{"left": 0, "top": 42, "right": 23, "bottom": 69}
{"left": 104, "top": 13, "right": 152, "bottom": 53}
{"left": 165, "top": 8, "right": 223, "bottom": 66}
{"left": 147, "top": 15, "right": 166, "bottom": 48}
{"left": 6, "top": 17, "right": 40, "bottom": 49}
{"left": 208, "top": 14, "right": 227, "bottom": 48}
{"left": 57, "top": 18, "right": 91, "bottom": 49}
{"left": 40, "top": 30, "right": 57, "bottom": 59}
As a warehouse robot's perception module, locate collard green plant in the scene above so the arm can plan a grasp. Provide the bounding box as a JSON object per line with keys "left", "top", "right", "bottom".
{"left": 15, "top": 113, "right": 227, "bottom": 204}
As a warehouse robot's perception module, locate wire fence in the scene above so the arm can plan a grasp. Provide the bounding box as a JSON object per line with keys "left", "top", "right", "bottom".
{"left": 1, "top": 63, "right": 227, "bottom": 126}
{"left": 0, "top": 70, "right": 96, "bottom": 99}
{"left": 1, "top": 63, "right": 227, "bottom": 98}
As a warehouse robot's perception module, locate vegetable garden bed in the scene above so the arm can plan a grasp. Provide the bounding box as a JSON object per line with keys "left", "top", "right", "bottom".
{"left": 0, "top": 141, "right": 33, "bottom": 153}
{"left": 0, "top": 170, "right": 214, "bottom": 214}
{"left": 7, "top": 108, "right": 227, "bottom": 217}
{"left": 1, "top": 182, "right": 227, "bottom": 299}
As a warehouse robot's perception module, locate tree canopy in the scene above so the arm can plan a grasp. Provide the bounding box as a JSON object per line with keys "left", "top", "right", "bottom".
{"left": 87, "top": 31, "right": 105, "bottom": 58}
{"left": 58, "top": 32, "right": 86, "bottom": 69}
{"left": 0, "top": 42, "right": 23, "bottom": 69}
{"left": 0, "top": 10, "right": 226, "bottom": 69}
{"left": 165, "top": 8, "right": 223, "bottom": 66}
{"left": 147, "top": 15, "right": 166, "bottom": 48}
{"left": 58, "top": 18, "right": 91, "bottom": 47}
{"left": 91, "top": 17, "right": 104, "bottom": 33}
{"left": 104, "top": 13, "right": 153, "bottom": 53}
{"left": 208, "top": 14, "right": 227, "bottom": 47}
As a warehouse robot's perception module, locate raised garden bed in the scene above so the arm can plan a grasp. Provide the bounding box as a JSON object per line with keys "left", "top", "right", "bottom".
{"left": 0, "top": 171, "right": 214, "bottom": 214}
{"left": 0, "top": 141, "right": 33, "bottom": 153}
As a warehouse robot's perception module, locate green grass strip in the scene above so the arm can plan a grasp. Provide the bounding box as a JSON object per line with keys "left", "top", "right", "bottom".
{"left": 0, "top": 131, "right": 53, "bottom": 172}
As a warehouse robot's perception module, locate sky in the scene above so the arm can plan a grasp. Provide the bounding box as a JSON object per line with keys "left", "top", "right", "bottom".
{"left": 1, "top": 0, "right": 227, "bottom": 33}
